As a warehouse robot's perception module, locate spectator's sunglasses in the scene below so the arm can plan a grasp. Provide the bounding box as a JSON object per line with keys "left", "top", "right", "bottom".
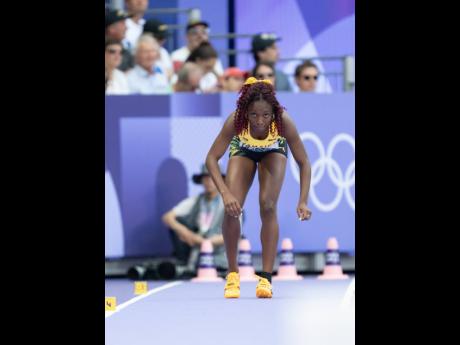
{"left": 107, "top": 48, "right": 122, "bottom": 55}
{"left": 188, "top": 27, "right": 210, "bottom": 35}
{"left": 302, "top": 75, "right": 318, "bottom": 81}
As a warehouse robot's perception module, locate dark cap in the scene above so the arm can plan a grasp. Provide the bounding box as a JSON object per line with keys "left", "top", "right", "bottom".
{"left": 186, "top": 20, "right": 209, "bottom": 32}
{"left": 105, "top": 8, "right": 132, "bottom": 28}
{"left": 192, "top": 164, "right": 225, "bottom": 184}
{"left": 143, "top": 19, "right": 170, "bottom": 40}
{"left": 251, "top": 33, "right": 281, "bottom": 52}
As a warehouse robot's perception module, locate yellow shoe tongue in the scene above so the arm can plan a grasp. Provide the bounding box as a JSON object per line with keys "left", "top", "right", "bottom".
{"left": 226, "top": 273, "right": 239, "bottom": 285}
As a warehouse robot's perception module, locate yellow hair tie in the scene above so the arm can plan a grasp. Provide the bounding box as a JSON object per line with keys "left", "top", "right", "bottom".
{"left": 244, "top": 77, "right": 272, "bottom": 86}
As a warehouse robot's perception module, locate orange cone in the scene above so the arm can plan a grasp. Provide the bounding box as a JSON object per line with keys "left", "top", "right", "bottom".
{"left": 238, "top": 237, "right": 257, "bottom": 281}
{"left": 318, "top": 237, "right": 349, "bottom": 280}
{"left": 273, "top": 238, "right": 303, "bottom": 280}
{"left": 191, "top": 239, "right": 224, "bottom": 282}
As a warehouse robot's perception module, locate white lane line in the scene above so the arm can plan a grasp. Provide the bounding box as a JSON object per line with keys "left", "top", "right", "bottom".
{"left": 105, "top": 281, "right": 184, "bottom": 318}
{"left": 340, "top": 278, "right": 355, "bottom": 309}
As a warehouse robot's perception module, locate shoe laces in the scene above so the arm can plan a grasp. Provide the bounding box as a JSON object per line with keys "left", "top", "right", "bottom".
{"left": 225, "top": 272, "right": 240, "bottom": 289}
{"left": 255, "top": 275, "right": 272, "bottom": 290}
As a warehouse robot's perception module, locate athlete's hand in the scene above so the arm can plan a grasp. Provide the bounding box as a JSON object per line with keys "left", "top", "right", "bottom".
{"left": 297, "top": 202, "right": 312, "bottom": 221}
{"left": 223, "top": 192, "right": 242, "bottom": 218}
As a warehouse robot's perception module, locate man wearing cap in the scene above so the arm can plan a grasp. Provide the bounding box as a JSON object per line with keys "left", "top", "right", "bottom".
{"left": 162, "top": 164, "right": 227, "bottom": 273}
{"left": 143, "top": 19, "right": 174, "bottom": 81}
{"left": 105, "top": 8, "right": 134, "bottom": 72}
{"left": 171, "top": 20, "right": 224, "bottom": 76}
{"left": 252, "top": 33, "right": 292, "bottom": 91}
{"left": 222, "top": 67, "right": 246, "bottom": 92}
{"left": 123, "top": 0, "right": 149, "bottom": 52}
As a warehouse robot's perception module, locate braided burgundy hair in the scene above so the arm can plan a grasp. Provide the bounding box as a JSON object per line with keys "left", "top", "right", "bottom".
{"left": 234, "top": 82, "right": 285, "bottom": 136}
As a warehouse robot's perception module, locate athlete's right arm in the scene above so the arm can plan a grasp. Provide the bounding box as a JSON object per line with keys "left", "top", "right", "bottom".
{"left": 205, "top": 113, "right": 242, "bottom": 217}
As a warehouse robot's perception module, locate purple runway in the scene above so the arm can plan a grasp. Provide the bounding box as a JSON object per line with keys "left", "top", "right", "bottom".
{"left": 105, "top": 277, "right": 355, "bottom": 345}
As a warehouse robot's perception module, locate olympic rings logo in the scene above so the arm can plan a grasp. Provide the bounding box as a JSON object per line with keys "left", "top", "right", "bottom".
{"left": 289, "top": 132, "right": 355, "bottom": 212}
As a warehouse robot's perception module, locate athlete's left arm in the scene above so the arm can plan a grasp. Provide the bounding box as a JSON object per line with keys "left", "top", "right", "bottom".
{"left": 283, "top": 111, "right": 312, "bottom": 221}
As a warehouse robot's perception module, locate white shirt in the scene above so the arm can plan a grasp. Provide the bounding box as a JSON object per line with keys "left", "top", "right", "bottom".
{"left": 173, "top": 196, "right": 197, "bottom": 216}
{"left": 123, "top": 17, "right": 146, "bottom": 53}
{"left": 199, "top": 72, "right": 219, "bottom": 91}
{"left": 126, "top": 64, "right": 172, "bottom": 94}
{"left": 169, "top": 70, "right": 219, "bottom": 92}
{"left": 171, "top": 46, "right": 191, "bottom": 66}
{"left": 171, "top": 46, "right": 224, "bottom": 91}
{"left": 106, "top": 69, "right": 131, "bottom": 95}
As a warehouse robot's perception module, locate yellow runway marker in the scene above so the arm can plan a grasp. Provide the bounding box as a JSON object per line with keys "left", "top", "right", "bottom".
{"left": 134, "top": 281, "right": 148, "bottom": 295}
{"left": 105, "top": 297, "right": 117, "bottom": 311}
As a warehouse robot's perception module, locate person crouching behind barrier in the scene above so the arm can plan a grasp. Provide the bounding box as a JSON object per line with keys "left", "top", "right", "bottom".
{"left": 162, "top": 164, "right": 228, "bottom": 276}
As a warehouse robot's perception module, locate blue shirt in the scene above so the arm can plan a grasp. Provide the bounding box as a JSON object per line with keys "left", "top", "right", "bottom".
{"left": 126, "top": 64, "right": 172, "bottom": 94}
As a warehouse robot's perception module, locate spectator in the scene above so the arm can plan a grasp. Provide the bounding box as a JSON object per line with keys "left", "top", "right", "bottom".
{"left": 251, "top": 33, "right": 291, "bottom": 91}
{"left": 252, "top": 62, "right": 276, "bottom": 86}
{"left": 185, "top": 42, "right": 221, "bottom": 93}
{"left": 162, "top": 164, "right": 227, "bottom": 273}
{"left": 126, "top": 35, "right": 171, "bottom": 94}
{"left": 105, "top": 38, "right": 130, "bottom": 95}
{"left": 174, "top": 62, "right": 204, "bottom": 92}
{"left": 171, "top": 20, "right": 224, "bottom": 76}
{"left": 222, "top": 67, "right": 246, "bottom": 92}
{"left": 123, "top": 0, "right": 149, "bottom": 52}
{"left": 143, "top": 18, "right": 174, "bottom": 81}
{"left": 105, "top": 8, "right": 134, "bottom": 72}
{"left": 294, "top": 60, "right": 319, "bottom": 92}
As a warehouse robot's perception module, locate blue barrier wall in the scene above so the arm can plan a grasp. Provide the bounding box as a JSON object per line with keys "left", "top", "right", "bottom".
{"left": 105, "top": 93, "right": 354, "bottom": 257}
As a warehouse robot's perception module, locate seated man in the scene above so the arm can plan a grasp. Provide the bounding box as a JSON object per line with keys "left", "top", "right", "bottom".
{"left": 142, "top": 18, "right": 174, "bottom": 82}
{"left": 126, "top": 34, "right": 171, "bottom": 94}
{"left": 162, "top": 164, "right": 227, "bottom": 274}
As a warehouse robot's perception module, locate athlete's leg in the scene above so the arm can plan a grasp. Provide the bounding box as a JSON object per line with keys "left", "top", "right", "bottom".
{"left": 258, "top": 152, "right": 287, "bottom": 273}
{"left": 223, "top": 156, "right": 257, "bottom": 272}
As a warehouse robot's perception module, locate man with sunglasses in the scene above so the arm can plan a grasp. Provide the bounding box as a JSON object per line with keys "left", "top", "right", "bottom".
{"left": 105, "top": 8, "right": 134, "bottom": 72}
{"left": 105, "top": 38, "right": 130, "bottom": 95}
{"left": 171, "top": 20, "right": 224, "bottom": 76}
{"left": 251, "top": 33, "right": 292, "bottom": 91}
{"left": 294, "top": 60, "right": 319, "bottom": 92}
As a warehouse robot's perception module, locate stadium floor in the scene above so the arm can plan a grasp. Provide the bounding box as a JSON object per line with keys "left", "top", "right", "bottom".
{"left": 105, "top": 276, "right": 355, "bottom": 345}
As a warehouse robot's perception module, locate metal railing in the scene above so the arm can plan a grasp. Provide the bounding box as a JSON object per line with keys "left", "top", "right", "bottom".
{"left": 209, "top": 31, "right": 354, "bottom": 92}
{"left": 213, "top": 50, "right": 355, "bottom": 92}
{"left": 108, "top": 4, "right": 355, "bottom": 92}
